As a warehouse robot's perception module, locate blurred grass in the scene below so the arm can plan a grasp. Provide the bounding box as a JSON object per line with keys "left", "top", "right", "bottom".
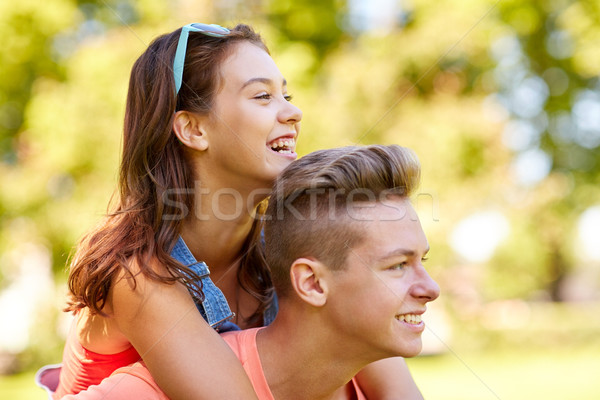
{"left": 409, "top": 345, "right": 600, "bottom": 399}
{"left": 2, "top": 346, "right": 599, "bottom": 399}
{"left": 0, "top": 371, "right": 41, "bottom": 400}
{"left": 407, "top": 301, "right": 600, "bottom": 399}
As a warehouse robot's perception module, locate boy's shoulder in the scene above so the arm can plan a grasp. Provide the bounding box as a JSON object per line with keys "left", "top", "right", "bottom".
{"left": 221, "top": 327, "right": 274, "bottom": 400}
{"left": 220, "top": 327, "right": 262, "bottom": 360}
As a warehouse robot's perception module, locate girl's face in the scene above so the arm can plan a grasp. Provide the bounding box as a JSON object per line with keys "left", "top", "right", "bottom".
{"left": 202, "top": 41, "right": 302, "bottom": 193}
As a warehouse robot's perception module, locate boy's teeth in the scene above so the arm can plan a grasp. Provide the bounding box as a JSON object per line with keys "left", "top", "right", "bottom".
{"left": 395, "top": 314, "right": 422, "bottom": 324}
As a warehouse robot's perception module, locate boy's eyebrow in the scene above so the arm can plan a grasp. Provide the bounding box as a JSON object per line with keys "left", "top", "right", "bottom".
{"left": 241, "top": 77, "right": 287, "bottom": 89}
{"left": 377, "top": 246, "right": 430, "bottom": 262}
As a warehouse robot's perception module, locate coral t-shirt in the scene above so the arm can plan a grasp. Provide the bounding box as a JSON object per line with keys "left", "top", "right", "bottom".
{"left": 60, "top": 361, "right": 167, "bottom": 400}
{"left": 60, "top": 327, "right": 366, "bottom": 400}
{"left": 221, "top": 327, "right": 367, "bottom": 400}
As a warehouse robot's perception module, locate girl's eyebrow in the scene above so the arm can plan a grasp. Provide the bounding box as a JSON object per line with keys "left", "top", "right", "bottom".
{"left": 241, "top": 77, "right": 287, "bottom": 89}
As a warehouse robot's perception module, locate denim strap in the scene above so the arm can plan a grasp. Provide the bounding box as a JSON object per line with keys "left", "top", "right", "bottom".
{"left": 170, "top": 237, "right": 234, "bottom": 329}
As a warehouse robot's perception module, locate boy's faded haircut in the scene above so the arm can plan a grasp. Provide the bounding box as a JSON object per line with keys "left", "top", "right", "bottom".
{"left": 264, "top": 144, "right": 421, "bottom": 298}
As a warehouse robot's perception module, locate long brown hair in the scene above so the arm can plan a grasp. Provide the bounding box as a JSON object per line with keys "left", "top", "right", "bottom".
{"left": 66, "top": 24, "right": 273, "bottom": 324}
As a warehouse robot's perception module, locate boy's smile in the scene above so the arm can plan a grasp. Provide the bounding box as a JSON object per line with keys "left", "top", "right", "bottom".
{"left": 395, "top": 312, "right": 425, "bottom": 331}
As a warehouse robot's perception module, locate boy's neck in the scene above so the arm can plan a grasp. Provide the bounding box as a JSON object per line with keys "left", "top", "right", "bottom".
{"left": 257, "top": 310, "right": 368, "bottom": 400}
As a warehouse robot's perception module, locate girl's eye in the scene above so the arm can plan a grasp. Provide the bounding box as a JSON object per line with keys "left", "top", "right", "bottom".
{"left": 421, "top": 257, "right": 429, "bottom": 262}
{"left": 255, "top": 93, "right": 272, "bottom": 100}
{"left": 284, "top": 94, "right": 293, "bottom": 102}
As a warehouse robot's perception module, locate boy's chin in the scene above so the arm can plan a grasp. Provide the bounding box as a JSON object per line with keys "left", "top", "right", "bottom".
{"left": 391, "top": 341, "right": 423, "bottom": 359}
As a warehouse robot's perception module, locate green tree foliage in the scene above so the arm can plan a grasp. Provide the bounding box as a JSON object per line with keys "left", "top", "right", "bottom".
{"left": 0, "top": 0, "right": 74, "bottom": 162}
{"left": 489, "top": 0, "right": 600, "bottom": 300}
{"left": 1, "top": 0, "right": 141, "bottom": 278}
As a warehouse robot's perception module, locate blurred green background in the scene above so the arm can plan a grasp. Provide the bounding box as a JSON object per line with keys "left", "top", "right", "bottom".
{"left": 1, "top": 0, "right": 599, "bottom": 398}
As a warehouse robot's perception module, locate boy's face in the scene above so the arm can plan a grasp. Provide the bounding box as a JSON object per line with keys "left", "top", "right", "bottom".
{"left": 324, "top": 197, "right": 440, "bottom": 360}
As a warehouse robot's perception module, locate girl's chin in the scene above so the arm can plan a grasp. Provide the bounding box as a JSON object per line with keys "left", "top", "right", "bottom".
{"left": 268, "top": 156, "right": 297, "bottom": 176}
{"left": 268, "top": 147, "right": 298, "bottom": 161}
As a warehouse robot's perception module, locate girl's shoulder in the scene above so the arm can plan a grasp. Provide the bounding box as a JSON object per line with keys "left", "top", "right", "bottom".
{"left": 110, "top": 255, "right": 184, "bottom": 311}
{"left": 75, "top": 307, "right": 132, "bottom": 355}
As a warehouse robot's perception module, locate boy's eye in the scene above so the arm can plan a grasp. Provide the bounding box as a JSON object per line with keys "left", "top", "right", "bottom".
{"left": 284, "top": 94, "right": 293, "bottom": 102}
{"left": 421, "top": 256, "right": 429, "bottom": 262}
{"left": 390, "top": 262, "right": 407, "bottom": 271}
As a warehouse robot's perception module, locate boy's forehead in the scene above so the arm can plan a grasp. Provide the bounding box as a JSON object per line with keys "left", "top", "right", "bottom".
{"left": 344, "top": 200, "right": 427, "bottom": 263}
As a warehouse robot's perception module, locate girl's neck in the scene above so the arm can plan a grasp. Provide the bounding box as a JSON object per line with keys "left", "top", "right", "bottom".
{"left": 180, "top": 178, "right": 265, "bottom": 268}
{"left": 180, "top": 212, "right": 254, "bottom": 274}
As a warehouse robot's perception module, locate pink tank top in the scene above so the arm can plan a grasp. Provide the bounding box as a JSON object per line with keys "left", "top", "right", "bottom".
{"left": 53, "top": 319, "right": 141, "bottom": 399}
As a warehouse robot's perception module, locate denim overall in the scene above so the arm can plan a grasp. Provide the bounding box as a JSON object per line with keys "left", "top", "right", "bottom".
{"left": 170, "top": 236, "right": 278, "bottom": 332}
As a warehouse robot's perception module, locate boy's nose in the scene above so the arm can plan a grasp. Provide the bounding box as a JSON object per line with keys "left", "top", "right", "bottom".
{"left": 413, "top": 267, "right": 440, "bottom": 303}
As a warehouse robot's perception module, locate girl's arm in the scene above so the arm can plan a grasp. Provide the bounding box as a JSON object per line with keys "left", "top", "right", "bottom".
{"left": 110, "top": 269, "right": 259, "bottom": 400}
{"left": 355, "top": 357, "right": 424, "bottom": 400}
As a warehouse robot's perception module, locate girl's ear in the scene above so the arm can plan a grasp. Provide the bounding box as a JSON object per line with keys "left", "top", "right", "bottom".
{"left": 289, "top": 258, "right": 329, "bottom": 307}
{"left": 172, "top": 111, "right": 209, "bottom": 151}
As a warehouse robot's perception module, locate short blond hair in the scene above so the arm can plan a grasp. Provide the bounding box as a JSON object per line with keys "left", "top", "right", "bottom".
{"left": 265, "top": 145, "right": 421, "bottom": 297}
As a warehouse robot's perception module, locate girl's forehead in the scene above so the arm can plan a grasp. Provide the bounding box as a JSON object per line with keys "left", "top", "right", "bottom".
{"left": 219, "top": 42, "right": 283, "bottom": 84}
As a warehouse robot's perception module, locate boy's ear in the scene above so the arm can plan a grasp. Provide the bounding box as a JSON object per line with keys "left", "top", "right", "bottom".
{"left": 172, "top": 111, "right": 209, "bottom": 151}
{"left": 289, "top": 258, "right": 328, "bottom": 307}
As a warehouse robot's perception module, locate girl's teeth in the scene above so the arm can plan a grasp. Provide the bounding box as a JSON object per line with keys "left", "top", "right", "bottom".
{"left": 395, "top": 314, "right": 422, "bottom": 324}
{"left": 270, "top": 139, "right": 295, "bottom": 151}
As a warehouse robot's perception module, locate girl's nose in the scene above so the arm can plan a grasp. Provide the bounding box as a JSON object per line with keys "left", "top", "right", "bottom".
{"left": 279, "top": 98, "right": 302, "bottom": 125}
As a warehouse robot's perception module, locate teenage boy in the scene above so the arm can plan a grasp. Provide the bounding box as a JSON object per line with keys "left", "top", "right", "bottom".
{"left": 62, "top": 144, "right": 440, "bottom": 400}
